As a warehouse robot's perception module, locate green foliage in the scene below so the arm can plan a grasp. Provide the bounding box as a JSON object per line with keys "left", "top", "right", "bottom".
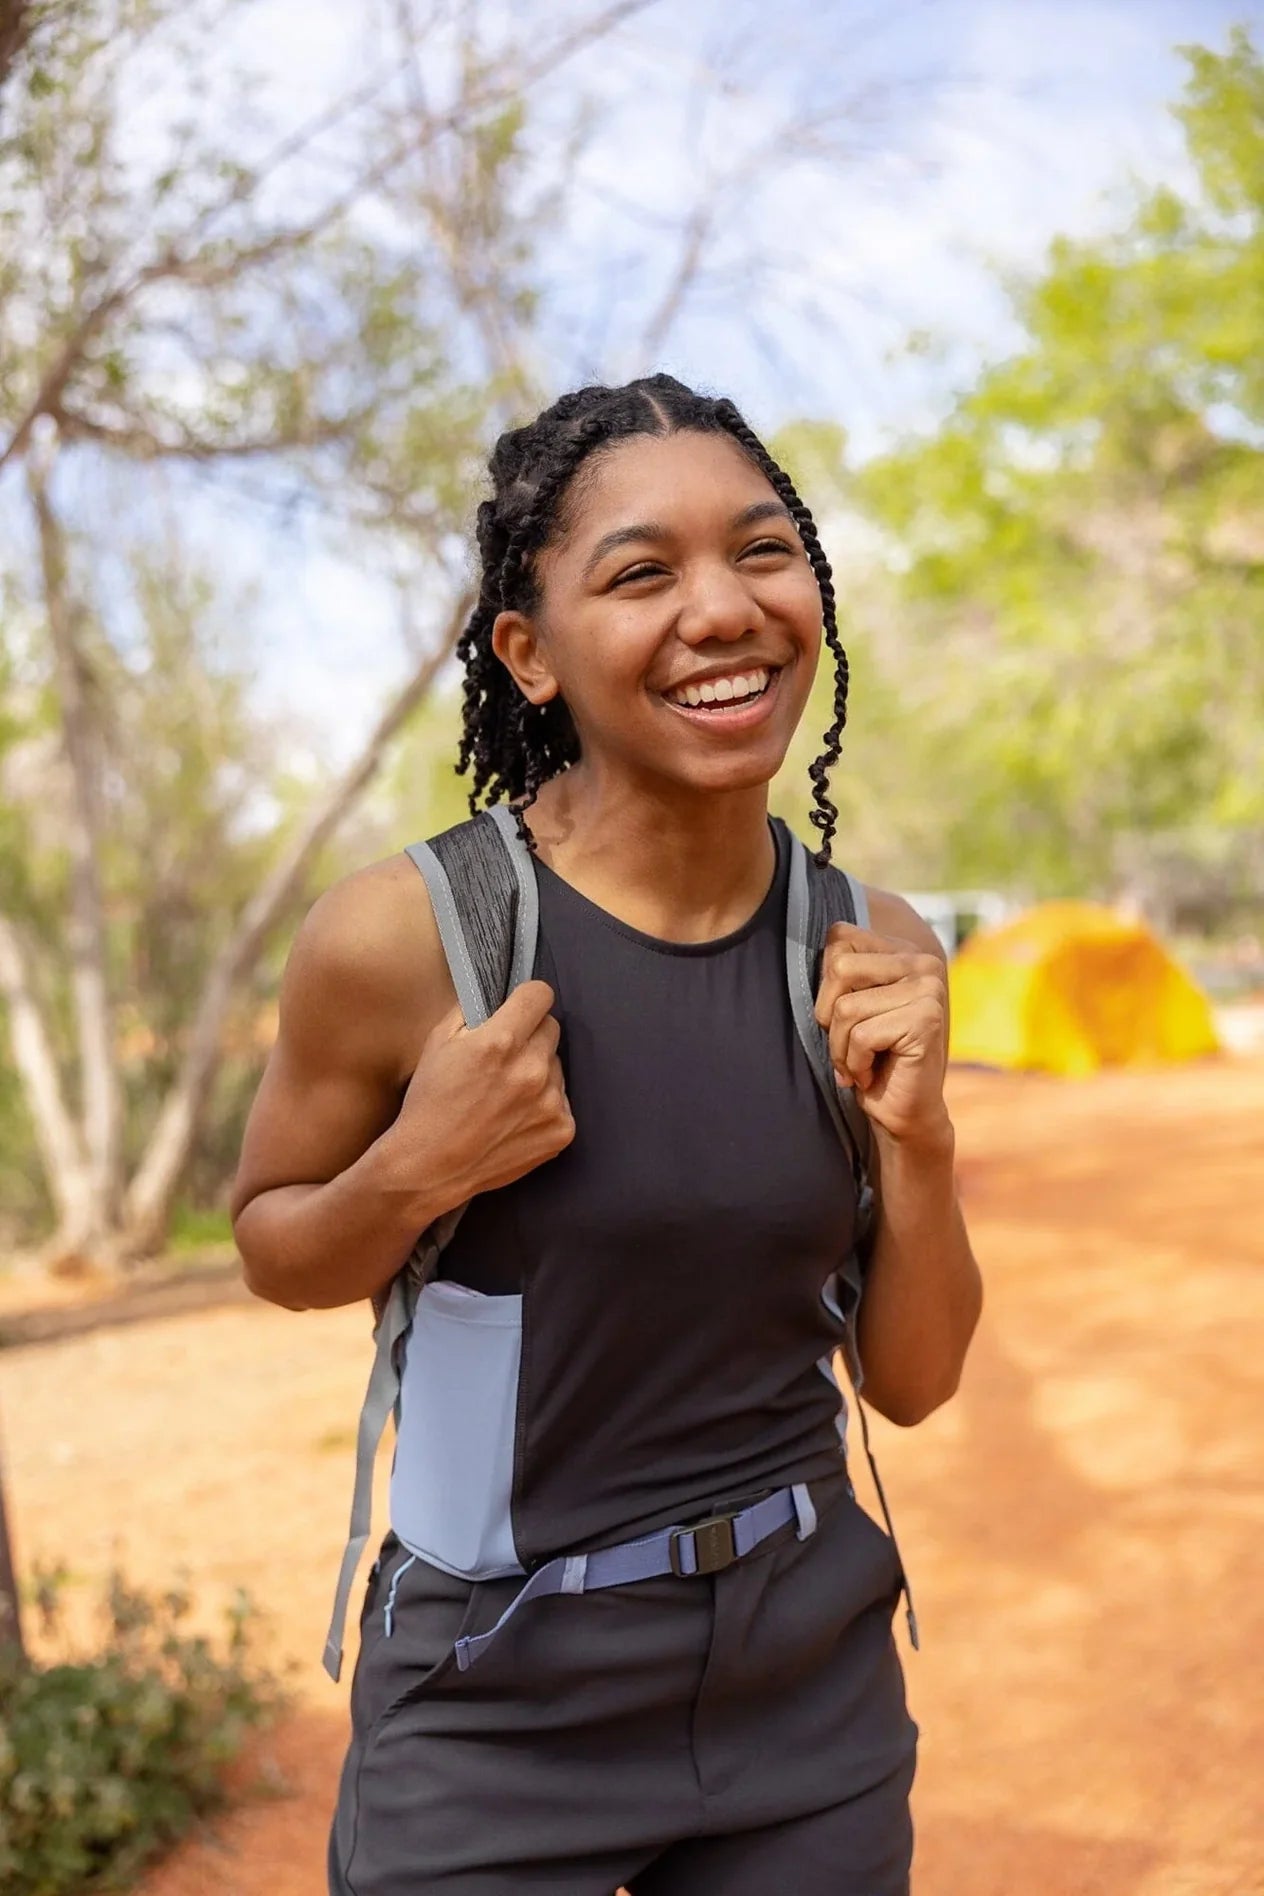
{"left": 0, "top": 1567, "right": 289, "bottom": 1895}
{"left": 164, "top": 1202, "right": 233, "bottom": 1253}
{"left": 826, "top": 27, "right": 1264, "bottom": 909}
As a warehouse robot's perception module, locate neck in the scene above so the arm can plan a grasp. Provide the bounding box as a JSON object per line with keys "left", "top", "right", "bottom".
{"left": 527, "top": 761, "right": 776, "bottom": 944}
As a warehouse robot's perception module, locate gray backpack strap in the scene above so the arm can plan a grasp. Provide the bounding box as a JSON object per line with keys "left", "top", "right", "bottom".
{"left": 405, "top": 805, "right": 539, "bottom": 1024}
{"left": 322, "top": 1272, "right": 415, "bottom": 1682}
{"left": 783, "top": 823, "right": 920, "bottom": 1652}
{"left": 783, "top": 828, "right": 872, "bottom": 1196}
{"left": 322, "top": 807, "right": 535, "bottom": 1681}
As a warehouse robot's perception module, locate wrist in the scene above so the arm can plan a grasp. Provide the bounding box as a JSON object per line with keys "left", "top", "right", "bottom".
{"left": 358, "top": 1124, "right": 453, "bottom": 1239}
{"left": 873, "top": 1110, "right": 956, "bottom": 1168}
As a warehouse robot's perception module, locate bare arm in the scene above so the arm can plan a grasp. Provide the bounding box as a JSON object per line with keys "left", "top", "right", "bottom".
{"left": 230, "top": 855, "right": 452, "bottom": 1311}
{"left": 231, "top": 854, "right": 574, "bottom": 1314}
{"left": 817, "top": 889, "right": 983, "bottom": 1427}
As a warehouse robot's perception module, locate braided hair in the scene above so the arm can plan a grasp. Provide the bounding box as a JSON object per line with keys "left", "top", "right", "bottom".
{"left": 456, "top": 374, "right": 849, "bottom": 863}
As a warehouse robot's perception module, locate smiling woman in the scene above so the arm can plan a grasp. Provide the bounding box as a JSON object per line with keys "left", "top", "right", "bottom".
{"left": 230, "top": 375, "right": 982, "bottom": 1896}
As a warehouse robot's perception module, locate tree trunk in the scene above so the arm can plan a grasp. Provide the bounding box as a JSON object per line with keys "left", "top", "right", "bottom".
{"left": 0, "top": 912, "right": 96, "bottom": 1254}
{"left": 0, "top": 1445, "right": 25, "bottom": 1668}
{"left": 118, "top": 593, "right": 472, "bottom": 1261}
{"left": 27, "top": 439, "right": 123, "bottom": 1239}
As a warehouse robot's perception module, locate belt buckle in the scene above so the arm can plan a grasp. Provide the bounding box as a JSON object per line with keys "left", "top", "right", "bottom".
{"left": 669, "top": 1510, "right": 738, "bottom": 1578}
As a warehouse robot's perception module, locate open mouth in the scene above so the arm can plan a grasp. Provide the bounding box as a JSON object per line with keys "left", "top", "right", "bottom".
{"left": 659, "top": 664, "right": 782, "bottom": 722}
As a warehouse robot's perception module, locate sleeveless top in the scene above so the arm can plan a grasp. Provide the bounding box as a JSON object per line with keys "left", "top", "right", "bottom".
{"left": 390, "top": 817, "right": 858, "bottom": 1574}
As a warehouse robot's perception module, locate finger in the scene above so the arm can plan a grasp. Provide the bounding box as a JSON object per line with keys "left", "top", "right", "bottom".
{"left": 833, "top": 1002, "right": 943, "bottom": 1089}
{"left": 528, "top": 1012, "right": 562, "bottom": 1057}
{"left": 827, "top": 977, "right": 931, "bottom": 1072}
{"left": 823, "top": 921, "right": 903, "bottom": 956}
{"left": 434, "top": 998, "right": 471, "bottom": 1040}
{"left": 488, "top": 979, "right": 558, "bottom": 1040}
{"left": 816, "top": 954, "right": 941, "bottom": 1026}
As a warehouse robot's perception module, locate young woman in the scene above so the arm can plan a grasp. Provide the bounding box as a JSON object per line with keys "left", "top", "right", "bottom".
{"left": 231, "top": 375, "right": 982, "bottom": 1896}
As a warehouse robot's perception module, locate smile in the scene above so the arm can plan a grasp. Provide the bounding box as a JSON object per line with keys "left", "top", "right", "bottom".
{"left": 659, "top": 664, "right": 784, "bottom": 729}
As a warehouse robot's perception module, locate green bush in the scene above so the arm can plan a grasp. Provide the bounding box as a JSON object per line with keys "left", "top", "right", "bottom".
{"left": 0, "top": 1566, "right": 291, "bottom": 1894}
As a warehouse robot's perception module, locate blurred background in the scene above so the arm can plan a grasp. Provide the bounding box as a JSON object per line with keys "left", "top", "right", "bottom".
{"left": 0, "top": 4, "right": 1261, "bottom": 1894}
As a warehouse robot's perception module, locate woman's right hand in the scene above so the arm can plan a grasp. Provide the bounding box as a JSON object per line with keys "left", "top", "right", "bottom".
{"left": 387, "top": 979, "right": 575, "bottom": 1205}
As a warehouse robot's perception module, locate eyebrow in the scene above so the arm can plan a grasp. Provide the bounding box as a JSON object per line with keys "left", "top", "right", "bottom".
{"left": 581, "top": 500, "right": 796, "bottom": 579}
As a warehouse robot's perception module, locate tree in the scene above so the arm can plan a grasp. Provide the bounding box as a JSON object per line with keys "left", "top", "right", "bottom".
{"left": 1, "top": 0, "right": 951, "bottom": 1270}
{"left": 840, "top": 27, "right": 1264, "bottom": 912}
{"left": 0, "top": 0, "right": 652, "bottom": 1269}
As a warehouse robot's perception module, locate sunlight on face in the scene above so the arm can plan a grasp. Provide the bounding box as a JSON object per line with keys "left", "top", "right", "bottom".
{"left": 524, "top": 430, "right": 824, "bottom": 796}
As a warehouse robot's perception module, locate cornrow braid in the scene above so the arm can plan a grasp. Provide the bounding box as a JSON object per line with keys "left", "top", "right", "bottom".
{"left": 711, "top": 400, "right": 848, "bottom": 864}
{"left": 456, "top": 374, "right": 849, "bottom": 862}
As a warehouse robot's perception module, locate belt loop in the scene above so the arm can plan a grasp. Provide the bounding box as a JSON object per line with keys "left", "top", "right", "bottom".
{"left": 791, "top": 1482, "right": 817, "bottom": 1541}
{"left": 383, "top": 1552, "right": 417, "bottom": 1639}
{"left": 561, "top": 1554, "right": 588, "bottom": 1595}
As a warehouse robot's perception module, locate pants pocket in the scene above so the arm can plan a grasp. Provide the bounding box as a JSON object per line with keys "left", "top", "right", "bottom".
{"left": 350, "top": 1548, "right": 480, "bottom": 1744}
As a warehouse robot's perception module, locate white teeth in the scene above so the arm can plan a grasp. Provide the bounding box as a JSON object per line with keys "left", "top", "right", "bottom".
{"left": 667, "top": 666, "right": 772, "bottom": 708}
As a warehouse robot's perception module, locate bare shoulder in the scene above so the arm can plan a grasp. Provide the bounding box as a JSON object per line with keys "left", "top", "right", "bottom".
{"left": 279, "top": 851, "right": 454, "bottom": 1088}
{"left": 863, "top": 886, "right": 948, "bottom": 966}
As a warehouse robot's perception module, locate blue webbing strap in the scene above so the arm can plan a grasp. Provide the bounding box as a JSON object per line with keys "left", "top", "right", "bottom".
{"left": 454, "top": 1484, "right": 814, "bottom": 1672}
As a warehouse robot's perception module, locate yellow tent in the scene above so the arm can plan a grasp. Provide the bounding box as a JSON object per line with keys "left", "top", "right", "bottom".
{"left": 948, "top": 901, "right": 1219, "bottom": 1077}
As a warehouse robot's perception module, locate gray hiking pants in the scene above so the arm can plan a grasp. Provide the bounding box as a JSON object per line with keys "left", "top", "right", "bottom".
{"left": 328, "top": 1466, "right": 918, "bottom": 1895}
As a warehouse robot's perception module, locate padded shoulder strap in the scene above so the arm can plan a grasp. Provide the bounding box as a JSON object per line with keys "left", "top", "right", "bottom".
{"left": 405, "top": 804, "right": 539, "bottom": 1026}
{"left": 324, "top": 806, "right": 536, "bottom": 1682}
{"left": 783, "top": 825, "right": 874, "bottom": 1194}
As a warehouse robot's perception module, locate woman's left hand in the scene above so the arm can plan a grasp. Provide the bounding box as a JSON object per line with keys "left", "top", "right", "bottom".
{"left": 814, "top": 922, "right": 951, "bottom": 1146}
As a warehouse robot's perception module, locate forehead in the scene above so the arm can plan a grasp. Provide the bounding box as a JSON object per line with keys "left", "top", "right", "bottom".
{"left": 560, "top": 429, "right": 778, "bottom": 547}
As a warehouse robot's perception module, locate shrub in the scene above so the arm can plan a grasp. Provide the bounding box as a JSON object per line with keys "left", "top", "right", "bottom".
{"left": 0, "top": 1566, "right": 291, "bottom": 1894}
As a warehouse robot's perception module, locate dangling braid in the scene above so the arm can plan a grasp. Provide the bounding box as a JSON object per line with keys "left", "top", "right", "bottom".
{"left": 711, "top": 400, "right": 848, "bottom": 862}
{"left": 456, "top": 374, "right": 849, "bottom": 862}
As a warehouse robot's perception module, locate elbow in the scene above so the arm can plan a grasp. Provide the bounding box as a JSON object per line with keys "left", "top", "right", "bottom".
{"left": 871, "top": 1380, "right": 958, "bottom": 1425}
{"left": 237, "top": 1247, "right": 308, "bottom": 1312}
{"left": 864, "top": 1318, "right": 979, "bottom": 1427}
{"left": 233, "top": 1199, "right": 311, "bottom": 1312}
{"left": 241, "top": 1260, "right": 311, "bottom": 1312}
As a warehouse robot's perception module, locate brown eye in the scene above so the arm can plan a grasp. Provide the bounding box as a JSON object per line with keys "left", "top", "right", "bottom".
{"left": 611, "top": 563, "right": 666, "bottom": 587}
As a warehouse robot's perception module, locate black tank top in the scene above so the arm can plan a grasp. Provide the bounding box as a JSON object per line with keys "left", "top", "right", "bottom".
{"left": 437, "top": 817, "right": 857, "bottom": 1566}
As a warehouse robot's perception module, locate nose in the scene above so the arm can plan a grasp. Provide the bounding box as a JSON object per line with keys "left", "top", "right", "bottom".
{"left": 675, "top": 557, "right": 766, "bottom": 648}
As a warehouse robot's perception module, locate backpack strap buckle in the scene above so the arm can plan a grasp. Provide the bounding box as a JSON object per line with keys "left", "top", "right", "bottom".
{"left": 669, "top": 1510, "right": 738, "bottom": 1577}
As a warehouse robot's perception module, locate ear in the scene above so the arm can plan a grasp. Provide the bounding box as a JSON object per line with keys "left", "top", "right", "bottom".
{"left": 491, "top": 610, "right": 561, "bottom": 706}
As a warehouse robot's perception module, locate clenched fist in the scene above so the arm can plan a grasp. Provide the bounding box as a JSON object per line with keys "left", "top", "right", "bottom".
{"left": 814, "top": 922, "right": 950, "bottom": 1146}
{"left": 388, "top": 979, "right": 575, "bottom": 1207}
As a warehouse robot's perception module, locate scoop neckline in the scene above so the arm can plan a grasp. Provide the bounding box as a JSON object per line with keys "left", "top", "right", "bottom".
{"left": 531, "top": 817, "right": 789, "bottom": 958}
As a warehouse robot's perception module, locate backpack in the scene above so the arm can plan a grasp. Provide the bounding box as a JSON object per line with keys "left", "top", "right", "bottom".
{"left": 322, "top": 803, "right": 916, "bottom": 1680}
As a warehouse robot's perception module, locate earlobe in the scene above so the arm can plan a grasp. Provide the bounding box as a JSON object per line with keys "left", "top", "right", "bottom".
{"left": 491, "top": 609, "right": 560, "bottom": 707}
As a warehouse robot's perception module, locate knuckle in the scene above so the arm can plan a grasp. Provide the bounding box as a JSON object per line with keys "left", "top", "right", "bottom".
{"left": 484, "top": 1024, "right": 514, "bottom": 1061}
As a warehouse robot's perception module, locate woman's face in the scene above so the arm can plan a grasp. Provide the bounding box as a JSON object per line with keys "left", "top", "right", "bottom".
{"left": 492, "top": 429, "right": 824, "bottom": 799}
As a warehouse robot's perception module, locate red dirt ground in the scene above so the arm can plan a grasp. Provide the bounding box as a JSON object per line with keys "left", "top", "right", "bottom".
{"left": 5, "top": 1058, "right": 1262, "bottom": 1895}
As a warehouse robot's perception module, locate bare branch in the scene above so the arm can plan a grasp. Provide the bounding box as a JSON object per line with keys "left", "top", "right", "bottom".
{"left": 55, "top": 400, "right": 378, "bottom": 463}
{"left": 121, "top": 583, "right": 475, "bottom": 1251}
{"left": 0, "top": 0, "right": 659, "bottom": 473}
{"left": 638, "top": 200, "right": 718, "bottom": 363}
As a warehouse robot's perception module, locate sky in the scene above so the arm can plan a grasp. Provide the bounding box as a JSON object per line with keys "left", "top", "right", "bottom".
{"left": 13, "top": 0, "right": 1261, "bottom": 769}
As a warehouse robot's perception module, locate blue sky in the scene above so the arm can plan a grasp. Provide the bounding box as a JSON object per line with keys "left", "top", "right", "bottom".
{"left": 20, "top": 0, "right": 1261, "bottom": 768}
{"left": 233, "top": 0, "right": 1257, "bottom": 767}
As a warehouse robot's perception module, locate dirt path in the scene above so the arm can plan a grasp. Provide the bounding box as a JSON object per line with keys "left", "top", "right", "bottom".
{"left": 5, "top": 1058, "right": 1262, "bottom": 1895}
